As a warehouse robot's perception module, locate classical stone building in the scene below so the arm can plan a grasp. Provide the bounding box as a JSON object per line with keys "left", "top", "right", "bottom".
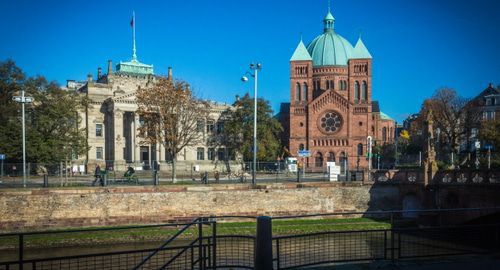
{"left": 279, "top": 7, "right": 395, "bottom": 172}
{"left": 73, "top": 55, "right": 234, "bottom": 173}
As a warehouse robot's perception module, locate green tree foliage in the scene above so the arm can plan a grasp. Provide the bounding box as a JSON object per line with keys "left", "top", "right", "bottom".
{"left": 0, "top": 60, "right": 88, "bottom": 163}
{"left": 222, "top": 94, "right": 283, "bottom": 162}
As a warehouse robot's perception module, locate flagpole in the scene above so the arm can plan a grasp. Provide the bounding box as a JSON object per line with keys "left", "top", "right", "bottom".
{"left": 132, "top": 11, "right": 137, "bottom": 61}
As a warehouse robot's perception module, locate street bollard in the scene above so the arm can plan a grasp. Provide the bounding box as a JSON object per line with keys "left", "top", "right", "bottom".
{"left": 297, "top": 168, "right": 301, "bottom": 183}
{"left": 255, "top": 216, "right": 273, "bottom": 270}
{"left": 43, "top": 174, "right": 48, "bottom": 188}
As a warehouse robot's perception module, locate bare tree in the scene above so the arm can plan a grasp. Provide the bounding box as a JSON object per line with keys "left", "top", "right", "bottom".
{"left": 136, "top": 77, "right": 209, "bottom": 182}
{"left": 414, "top": 88, "right": 480, "bottom": 156}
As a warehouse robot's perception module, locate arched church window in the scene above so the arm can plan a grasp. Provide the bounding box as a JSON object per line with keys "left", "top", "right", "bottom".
{"left": 330, "top": 80, "right": 334, "bottom": 90}
{"left": 326, "top": 80, "right": 330, "bottom": 89}
{"left": 295, "top": 82, "right": 301, "bottom": 101}
{"left": 327, "top": 152, "right": 335, "bottom": 162}
{"left": 354, "top": 81, "right": 360, "bottom": 101}
{"left": 382, "top": 127, "right": 387, "bottom": 142}
{"left": 357, "top": 143, "right": 363, "bottom": 156}
{"left": 302, "top": 83, "right": 308, "bottom": 101}
{"left": 315, "top": 152, "right": 324, "bottom": 167}
{"left": 362, "top": 81, "right": 367, "bottom": 100}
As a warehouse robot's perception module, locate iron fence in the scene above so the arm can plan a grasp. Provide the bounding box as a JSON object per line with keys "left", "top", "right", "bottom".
{"left": 0, "top": 161, "right": 368, "bottom": 189}
{"left": 1, "top": 208, "right": 499, "bottom": 269}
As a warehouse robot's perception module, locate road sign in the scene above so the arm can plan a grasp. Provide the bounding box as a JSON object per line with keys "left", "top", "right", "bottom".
{"left": 0, "top": 154, "right": 5, "bottom": 160}
{"left": 297, "top": 150, "right": 311, "bottom": 157}
{"left": 475, "top": 141, "right": 481, "bottom": 149}
{"left": 12, "top": 96, "right": 34, "bottom": 103}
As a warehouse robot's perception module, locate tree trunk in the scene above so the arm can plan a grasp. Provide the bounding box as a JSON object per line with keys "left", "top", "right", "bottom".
{"left": 172, "top": 157, "right": 177, "bottom": 183}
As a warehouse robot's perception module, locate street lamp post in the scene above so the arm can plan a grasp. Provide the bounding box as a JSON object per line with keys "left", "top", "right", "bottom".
{"left": 13, "top": 88, "right": 34, "bottom": 188}
{"left": 241, "top": 63, "right": 262, "bottom": 186}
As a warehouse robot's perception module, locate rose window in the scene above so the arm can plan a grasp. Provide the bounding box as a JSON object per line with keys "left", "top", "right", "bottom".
{"left": 318, "top": 111, "right": 342, "bottom": 133}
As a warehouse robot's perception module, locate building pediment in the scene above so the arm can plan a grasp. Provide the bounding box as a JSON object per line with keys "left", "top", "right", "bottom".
{"left": 310, "top": 90, "right": 349, "bottom": 114}
{"left": 113, "top": 92, "right": 137, "bottom": 104}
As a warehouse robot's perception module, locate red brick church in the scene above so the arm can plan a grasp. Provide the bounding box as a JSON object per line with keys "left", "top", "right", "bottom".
{"left": 279, "top": 7, "right": 395, "bottom": 172}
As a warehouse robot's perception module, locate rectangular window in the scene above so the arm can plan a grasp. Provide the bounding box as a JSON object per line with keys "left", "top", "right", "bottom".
{"left": 217, "top": 148, "right": 226, "bottom": 161}
{"left": 208, "top": 148, "right": 215, "bottom": 160}
{"left": 206, "top": 120, "right": 214, "bottom": 133}
{"left": 96, "top": 147, "right": 103, "bottom": 160}
{"left": 197, "top": 147, "right": 204, "bottom": 160}
{"left": 486, "top": 98, "right": 492, "bottom": 106}
{"left": 216, "top": 122, "right": 224, "bottom": 134}
{"left": 197, "top": 120, "right": 205, "bottom": 133}
{"left": 471, "top": 128, "right": 478, "bottom": 138}
{"left": 96, "top": 123, "right": 103, "bottom": 137}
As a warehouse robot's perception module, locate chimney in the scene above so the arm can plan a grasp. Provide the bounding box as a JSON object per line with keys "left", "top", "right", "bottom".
{"left": 167, "top": 67, "right": 173, "bottom": 80}
{"left": 97, "top": 67, "right": 102, "bottom": 79}
{"left": 107, "top": 60, "right": 113, "bottom": 75}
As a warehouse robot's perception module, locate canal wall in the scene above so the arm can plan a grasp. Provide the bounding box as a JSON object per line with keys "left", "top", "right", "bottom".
{"left": 0, "top": 183, "right": 399, "bottom": 231}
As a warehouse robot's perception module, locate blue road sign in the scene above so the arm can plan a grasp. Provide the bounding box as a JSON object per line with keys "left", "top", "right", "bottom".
{"left": 297, "top": 150, "right": 311, "bottom": 157}
{"left": 0, "top": 154, "right": 5, "bottom": 160}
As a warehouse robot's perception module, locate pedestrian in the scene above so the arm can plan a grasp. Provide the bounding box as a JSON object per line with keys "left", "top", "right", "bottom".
{"left": 92, "top": 164, "right": 103, "bottom": 186}
{"left": 214, "top": 170, "right": 220, "bottom": 183}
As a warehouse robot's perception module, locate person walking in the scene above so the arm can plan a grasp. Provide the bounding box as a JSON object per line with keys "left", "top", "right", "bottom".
{"left": 92, "top": 164, "right": 103, "bottom": 186}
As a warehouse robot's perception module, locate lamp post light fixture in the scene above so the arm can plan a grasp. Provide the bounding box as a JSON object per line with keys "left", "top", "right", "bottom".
{"left": 13, "top": 88, "right": 34, "bottom": 188}
{"left": 241, "top": 63, "right": 262, "bottom": 186}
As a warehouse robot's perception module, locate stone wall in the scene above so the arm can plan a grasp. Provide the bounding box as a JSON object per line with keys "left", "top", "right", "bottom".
{"left": 0, "top": 183, "right": 399, "bottom": 232}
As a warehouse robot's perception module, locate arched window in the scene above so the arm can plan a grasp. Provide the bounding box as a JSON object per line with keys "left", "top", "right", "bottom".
{"left": 354, "top": 81, "right": 360, "bottom": 101}
{"left": 357, "top": 143, "right": 363, "bottom": 156}
{"left": 326, "top": 80, "right": 330, "bottom": 89}
{"left": 302, "top": 83, "right": 308, "bottom": 101}
{"left": 340, "top": 80, "right": 345, "bottom": 90}
{"left": 362, "top": 81, "right": 367, "bottom": 100}
{"left": 382, "top": 127, "right": 387, "bottom": 142}
{"left": 315, "top": 152, "right": 324, "bottom": 167}
{"left": 295, "top": 82, "right": 301, "bottom": 101}
{"left": 331, "top": 80, "right": 334, "bottom": 90}
{"left": 327, "top": 152, "right": 335, "bottom": 162}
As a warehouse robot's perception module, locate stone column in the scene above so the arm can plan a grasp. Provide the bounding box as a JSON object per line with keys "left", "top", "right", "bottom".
{"left": 113, "top": 109, "right": 125, "bottom": 171}
{"left": 133, "top": 113, "right": 141, "bottom": 166}
{"left": 159, "top": 143, "right": 166, "bottom": 163}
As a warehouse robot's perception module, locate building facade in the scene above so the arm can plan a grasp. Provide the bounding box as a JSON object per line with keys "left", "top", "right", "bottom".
{"left": 463, "top": 83, "right": 499, "bottom": 151}
{"left": 280, "top": 7, "right": 395, "bottom": 172}
{"left": 73, "top": 57, "right": 234, "bottom": 173}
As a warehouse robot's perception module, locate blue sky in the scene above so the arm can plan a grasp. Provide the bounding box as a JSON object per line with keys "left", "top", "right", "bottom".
{"left": 1, "top": 0, "right": 499, "bottom": 123}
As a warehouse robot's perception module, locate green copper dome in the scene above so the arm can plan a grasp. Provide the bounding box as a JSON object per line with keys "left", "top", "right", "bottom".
{"left": 306, "top": 10, "right": 354, "bottom": 67}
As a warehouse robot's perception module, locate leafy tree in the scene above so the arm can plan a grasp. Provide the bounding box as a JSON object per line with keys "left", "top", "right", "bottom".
{"left": 479, "top": 117, "right": 500, "bottom": 150}
{"left": 222, "top": 93, "right": 283, "bottom": 162}
{"left": 0, "top": 60, "right": 88, "bottom": 163}
{"left": 136, "top": 77, "right": 209, "bottom": 181}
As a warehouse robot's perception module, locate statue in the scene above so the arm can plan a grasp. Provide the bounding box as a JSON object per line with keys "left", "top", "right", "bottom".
{"left": 423, "top": 110, "right": 438, "bottom": 185}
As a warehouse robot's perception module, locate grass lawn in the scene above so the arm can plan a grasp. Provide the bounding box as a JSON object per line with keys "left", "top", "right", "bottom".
{"left": 0, "top": 217, "right": 391, "bottom": 250}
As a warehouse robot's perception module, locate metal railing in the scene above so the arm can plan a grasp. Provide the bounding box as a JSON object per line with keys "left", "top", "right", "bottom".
{"left": 1, "top": 208, "right": 499, "bottom": 269}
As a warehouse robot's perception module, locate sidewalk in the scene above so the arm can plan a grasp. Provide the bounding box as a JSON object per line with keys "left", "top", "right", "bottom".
{"left": 306, "top": 255, "right": 500, "bottom": 270}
